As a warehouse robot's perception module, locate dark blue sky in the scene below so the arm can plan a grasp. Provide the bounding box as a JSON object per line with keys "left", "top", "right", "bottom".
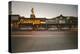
{"left": 11, "top": 1, "right": 78, "bottom": 18}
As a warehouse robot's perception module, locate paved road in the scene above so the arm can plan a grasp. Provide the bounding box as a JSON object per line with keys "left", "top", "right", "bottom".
{"left": 10, "top": 31, "right": 78, "bottom": 53}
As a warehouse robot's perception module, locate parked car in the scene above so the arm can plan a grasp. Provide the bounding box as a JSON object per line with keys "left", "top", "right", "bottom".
{"left": 20, "top": 27, "right": 33, "bottom": 31}
{"left": 38, "top": 27, "right": 46, "bottom": 31}
{"left": 48, "top": 27, "right": 58, "bottom": 31}
{"left": 61, "top": 27, "right": 69, "bottom": 30}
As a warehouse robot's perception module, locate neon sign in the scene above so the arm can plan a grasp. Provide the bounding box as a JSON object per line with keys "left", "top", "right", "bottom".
{"left": 19, "top": 19, "right": 41, "bottom": 24}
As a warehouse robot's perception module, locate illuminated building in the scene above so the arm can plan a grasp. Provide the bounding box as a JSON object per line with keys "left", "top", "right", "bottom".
{"left": 10, "top": 8, "right": 46, "bottom": 30}
{"left": 10, "top": 8, "right": 78, "bottom": 31}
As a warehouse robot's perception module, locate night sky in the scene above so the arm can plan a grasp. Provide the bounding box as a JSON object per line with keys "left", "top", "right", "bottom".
{"left": 11, "top": 1, "right": 78, "bottom": 18}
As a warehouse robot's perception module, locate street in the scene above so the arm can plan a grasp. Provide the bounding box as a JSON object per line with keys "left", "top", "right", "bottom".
{"left": 10, "top": 31, "right": 78, "bottom": 53}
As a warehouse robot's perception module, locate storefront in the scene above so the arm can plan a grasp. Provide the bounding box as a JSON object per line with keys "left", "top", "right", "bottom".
{"left": 18, "top": 18, "right": 46, "bottom": 30}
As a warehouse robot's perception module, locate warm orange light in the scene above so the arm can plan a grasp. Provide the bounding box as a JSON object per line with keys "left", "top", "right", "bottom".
{"left": 19, "top": 19, "right": 46, "bottom": 24}
{"left": 40, "top": 21, "right": 46, "bottom": 24}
